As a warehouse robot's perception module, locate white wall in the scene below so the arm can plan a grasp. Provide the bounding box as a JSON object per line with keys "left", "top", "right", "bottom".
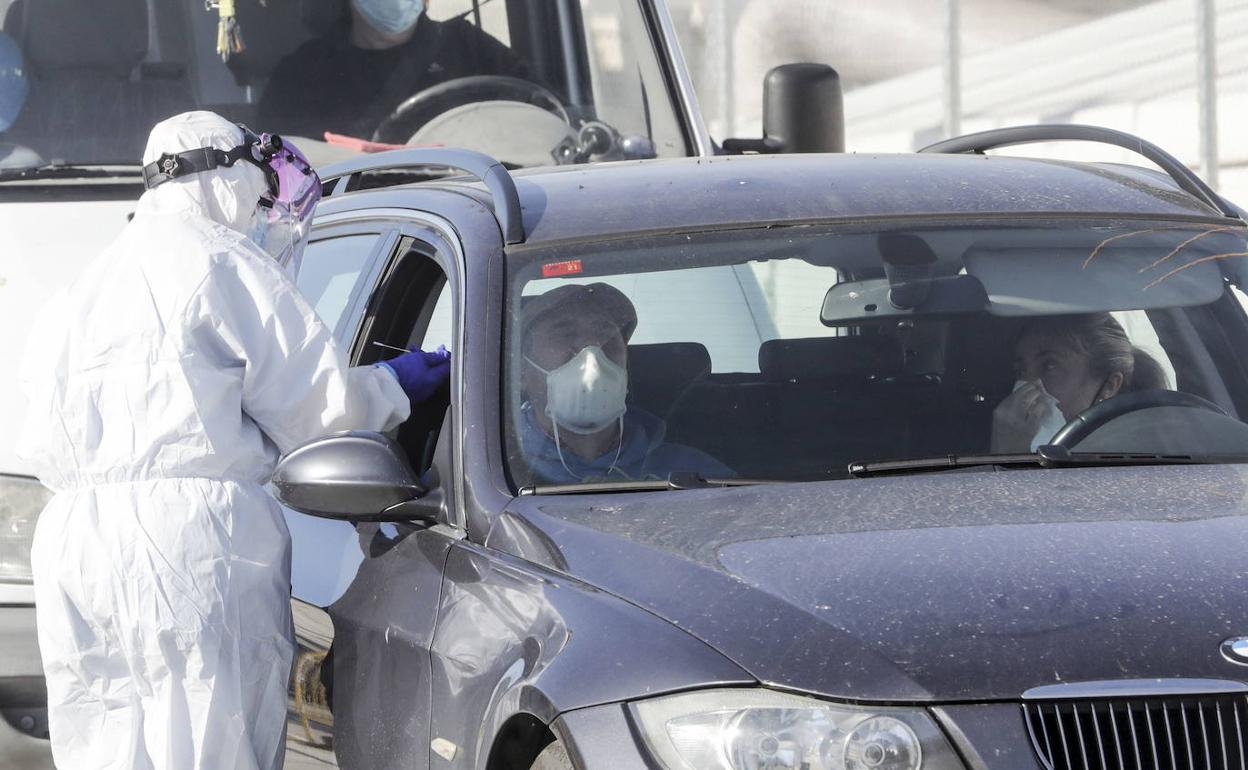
{"left": 668, "top": 0, "right": 1248, "bottom": 203}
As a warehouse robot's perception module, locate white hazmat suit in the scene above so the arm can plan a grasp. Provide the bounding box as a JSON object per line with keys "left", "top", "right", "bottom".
{"left": 17, "top": 112, "right": 410, "bottom": 770}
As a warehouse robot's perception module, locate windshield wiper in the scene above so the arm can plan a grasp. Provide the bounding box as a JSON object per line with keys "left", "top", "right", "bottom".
{"left": 519, "top": 471, "right": 769, "bottom": 496}
{"left": 0, "top": 162, "right": 144, "bottom": 183}
{"left": 849, "top": 445, "right": 1248, "bottom": 478}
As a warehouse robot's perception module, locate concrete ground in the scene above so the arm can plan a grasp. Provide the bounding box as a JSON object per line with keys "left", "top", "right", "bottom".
{"left": 285, "top": 600, "right": 341, "bottom": 769}
{"left": 284, "top": 715, "right": 339, "bottom": 769}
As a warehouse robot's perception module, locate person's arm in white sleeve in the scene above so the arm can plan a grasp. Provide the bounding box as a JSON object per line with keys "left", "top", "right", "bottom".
{"left": 347, "top": 364, "right": 411, "bottom": 434}
{"left": 185, "top": 245, "right": 409, "bottom": 454}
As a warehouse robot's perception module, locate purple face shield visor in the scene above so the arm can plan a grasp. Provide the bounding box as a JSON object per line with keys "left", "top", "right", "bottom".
{"left": 142, "top": 125, "right": 323, "bottom": 271}
{"left": 253, "top": 135, "right": 322, "bottom": 273}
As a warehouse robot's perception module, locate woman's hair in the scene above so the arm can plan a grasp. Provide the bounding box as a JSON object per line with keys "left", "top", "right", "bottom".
{"left": 1019, "top": 313, "right": 1170, "bottom": 392}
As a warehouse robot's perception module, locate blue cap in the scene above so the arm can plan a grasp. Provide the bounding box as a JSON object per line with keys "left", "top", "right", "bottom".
{"left": 0, "top": 32, "right": 27, "bottom": 133}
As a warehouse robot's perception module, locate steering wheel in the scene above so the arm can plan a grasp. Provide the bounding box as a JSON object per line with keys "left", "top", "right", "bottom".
{"left": 1048, "top": 389, "right": 1228, "bottom": 448}
{"left": 373, "top": 75, "right": 570, "bottom": 145}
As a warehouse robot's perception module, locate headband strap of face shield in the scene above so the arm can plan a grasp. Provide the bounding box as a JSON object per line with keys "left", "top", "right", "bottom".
{"left": 142, "top": 124, "right": 284, "bottom": 195}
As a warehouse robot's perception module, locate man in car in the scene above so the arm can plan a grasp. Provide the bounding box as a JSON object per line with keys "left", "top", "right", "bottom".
{"left": 258, "top": 0, "right": 529, "bottom": 141}
{"left": 519, "top": 282, "right": 732, "bottom": 483}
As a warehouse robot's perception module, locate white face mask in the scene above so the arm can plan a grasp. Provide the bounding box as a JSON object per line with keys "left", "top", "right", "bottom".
{"left": 1013, "top": 379, "right": 1069, "bottom": 451}
{"left": 528, "top": 345, "right": 628, "bottom": 435}
{"left": 351, "top": 0, "right": 425, "bottom": 35}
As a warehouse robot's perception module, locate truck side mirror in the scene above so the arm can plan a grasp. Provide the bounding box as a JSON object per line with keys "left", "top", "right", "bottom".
{"left": 723, "top": 63, "right": 845, "bottom": 155}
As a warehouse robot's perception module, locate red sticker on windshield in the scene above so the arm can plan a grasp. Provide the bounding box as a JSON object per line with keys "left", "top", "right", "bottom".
{"left": 542, "top": 259, "right": 584, "bottom": 278}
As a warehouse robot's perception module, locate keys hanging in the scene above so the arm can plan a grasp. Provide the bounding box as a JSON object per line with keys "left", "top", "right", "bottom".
{"left": 211, "top": 0, "right": 245, "bottom": 62}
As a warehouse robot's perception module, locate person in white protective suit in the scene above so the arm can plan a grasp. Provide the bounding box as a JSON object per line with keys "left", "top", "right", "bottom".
{"left": 16, "top": 111, "right": 450, "bottom": 770}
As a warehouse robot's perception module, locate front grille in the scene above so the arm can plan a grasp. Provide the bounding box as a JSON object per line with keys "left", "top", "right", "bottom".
{"left": 1024, "top": 695, "right": 1248, "bottom": 770}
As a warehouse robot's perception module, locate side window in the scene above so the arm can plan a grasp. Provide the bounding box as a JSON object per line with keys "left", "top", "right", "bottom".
{"left": 421, "top": 286, "right": 454, "bottom": 352}
{"left": 360, "top": 239, "right": 457, "bottom": 472}
{"left": 428, "top": 0, "right": 511, "bottom": 46}
{"left": 296, "top": 234, "right": 382, "bottom": 335}
{"left": 1112, "top": 309, "right": 1177, "bottom": 389}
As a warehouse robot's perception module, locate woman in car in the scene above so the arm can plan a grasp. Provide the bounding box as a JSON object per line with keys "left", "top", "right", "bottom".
{"left": 991, "top": 312, "right": 1169, "bottom": 453}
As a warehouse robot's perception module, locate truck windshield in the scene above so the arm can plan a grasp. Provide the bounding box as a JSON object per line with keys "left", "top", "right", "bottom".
{"left": 503, "top": 219, "right": 1248, "bottom": 488}
{"left": 0, "top": 0, "right": 687, "bottom": 171}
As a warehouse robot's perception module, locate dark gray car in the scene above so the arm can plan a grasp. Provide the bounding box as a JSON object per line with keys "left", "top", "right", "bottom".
{"left": 275, "top": 126, "right": 1248, "bottom": 770}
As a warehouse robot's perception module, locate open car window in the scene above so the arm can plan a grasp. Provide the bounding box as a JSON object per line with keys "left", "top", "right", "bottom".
{"left": 504, "top": 219, "right": 1248, "bottom": 488}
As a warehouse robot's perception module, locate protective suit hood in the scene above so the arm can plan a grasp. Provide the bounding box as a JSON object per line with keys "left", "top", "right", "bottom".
{"left": 136, "top": 111, "right": 268, "bottom": 235}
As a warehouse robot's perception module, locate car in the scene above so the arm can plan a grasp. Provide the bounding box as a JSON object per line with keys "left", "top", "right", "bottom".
{"left": 0, "top": 0, "right": 708, "bottom": 764}
{"left": 269, "top": 120, "right": 1248, "bottom": 770}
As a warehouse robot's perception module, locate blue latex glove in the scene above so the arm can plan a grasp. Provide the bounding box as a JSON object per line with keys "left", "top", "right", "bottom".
{"left": 379, "top": 346, "right": 451, "bottom": 402}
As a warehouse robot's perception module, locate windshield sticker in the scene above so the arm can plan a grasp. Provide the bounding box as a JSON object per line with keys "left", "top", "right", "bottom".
{"left": 542, "top": 259, "right": 584, "bottom": 278}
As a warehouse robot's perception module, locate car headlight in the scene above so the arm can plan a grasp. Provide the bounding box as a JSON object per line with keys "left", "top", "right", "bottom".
{"left": 0, "top": 474, "right": 51, "bottom": 582}
{"left": 631, "top": 689, "right": 965, "bottom": 770}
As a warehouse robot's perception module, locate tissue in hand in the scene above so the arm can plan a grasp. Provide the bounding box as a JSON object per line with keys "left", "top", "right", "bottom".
{"left": 1011, "top": 379, "right": 1069, "bottom": 451}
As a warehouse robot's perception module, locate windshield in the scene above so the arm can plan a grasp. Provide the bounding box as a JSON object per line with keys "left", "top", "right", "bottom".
{"left": 503, "top": 219, "right": 1248, "bottom": 488}
{"left": 0, "top": 0, "right": 687, "bottom": 171}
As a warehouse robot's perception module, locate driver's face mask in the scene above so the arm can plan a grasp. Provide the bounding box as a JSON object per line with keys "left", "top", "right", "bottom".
{"left": 527, "top": 345, "right": 628, "bottom": 435}
{"left": 144, "top": 125, "right": 322, "bottom": 274}
{"left": 526, "top": 344, "right": 628, "bottom": 482}
{"left": 351, "top": 0, "right": 425, "bottom": 35}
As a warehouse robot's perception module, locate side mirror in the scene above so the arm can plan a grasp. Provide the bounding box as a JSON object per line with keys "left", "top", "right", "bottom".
{"left": 723, "top": 63, "right": 845, "bottom": 154}
{"left": 272, "top": 431, "right": 437, "bottom": 522}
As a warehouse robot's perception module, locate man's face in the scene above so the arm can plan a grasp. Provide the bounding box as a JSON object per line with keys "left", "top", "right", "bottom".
{"left": 523, "top": 309, "right": 628, "bottom": 419}
{"left": 349, "top": 0, "right": 424, "bottom": 49}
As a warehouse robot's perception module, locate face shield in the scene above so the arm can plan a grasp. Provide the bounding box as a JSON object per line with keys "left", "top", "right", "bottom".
{"left": 142, "top": 124, "right": 322, "bottom": 272}
{"left": 250, "top": 137, "right": 321, "bottom": 274}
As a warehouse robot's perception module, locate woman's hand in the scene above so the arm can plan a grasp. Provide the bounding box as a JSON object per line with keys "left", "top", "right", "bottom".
{"left": 991, "top": 380, "right": 1048, "bottom": 453}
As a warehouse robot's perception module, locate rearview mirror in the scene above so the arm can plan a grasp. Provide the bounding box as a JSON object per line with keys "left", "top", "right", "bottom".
{"left": 822, "top": 275, "right": 989, "bottom": 326}
{"left": 272, "top": 431, "right": 435, "bottom": 522}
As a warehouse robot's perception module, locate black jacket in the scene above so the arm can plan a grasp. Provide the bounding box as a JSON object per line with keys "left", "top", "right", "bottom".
{"left": 258, "top": 16, "right": 528, "bottom": 140}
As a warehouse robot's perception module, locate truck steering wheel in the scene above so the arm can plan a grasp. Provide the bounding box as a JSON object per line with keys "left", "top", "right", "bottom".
{"left": 372, "top": 75, "right": 570, "bottom": 145}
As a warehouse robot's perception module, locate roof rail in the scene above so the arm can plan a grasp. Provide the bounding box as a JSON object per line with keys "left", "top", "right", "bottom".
{"left": 919, "top": 124, "right": 1238, "bottom": 219}
{"left": 318, "top": 148, "right": 525, "bottom": 244}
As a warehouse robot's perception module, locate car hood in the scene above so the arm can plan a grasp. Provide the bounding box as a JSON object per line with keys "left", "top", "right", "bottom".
{"left": 496, "top": 464, "right": 1248, "bottom": 701}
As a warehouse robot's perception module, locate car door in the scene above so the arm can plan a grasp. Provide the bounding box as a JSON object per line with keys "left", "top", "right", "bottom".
{"left": 284, "top": 215, "right": 465, "bottom": 770}
{"left": 281, "top": 223, "right": 396, "bottom": 760}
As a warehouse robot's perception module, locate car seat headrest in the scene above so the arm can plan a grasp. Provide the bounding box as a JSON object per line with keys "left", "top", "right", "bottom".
{"left": 627, "top": 342, "right": 712, "bottom": 412}
{"left": 21, "top": 0, "right": 148, "bottom": 73}
{"left": 759, "top": 336, "right": 902, "bottom": 383}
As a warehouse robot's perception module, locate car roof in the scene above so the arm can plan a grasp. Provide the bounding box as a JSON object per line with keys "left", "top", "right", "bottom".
{"left": 349, "top": 152, "right": 1233, "bottom": 247}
